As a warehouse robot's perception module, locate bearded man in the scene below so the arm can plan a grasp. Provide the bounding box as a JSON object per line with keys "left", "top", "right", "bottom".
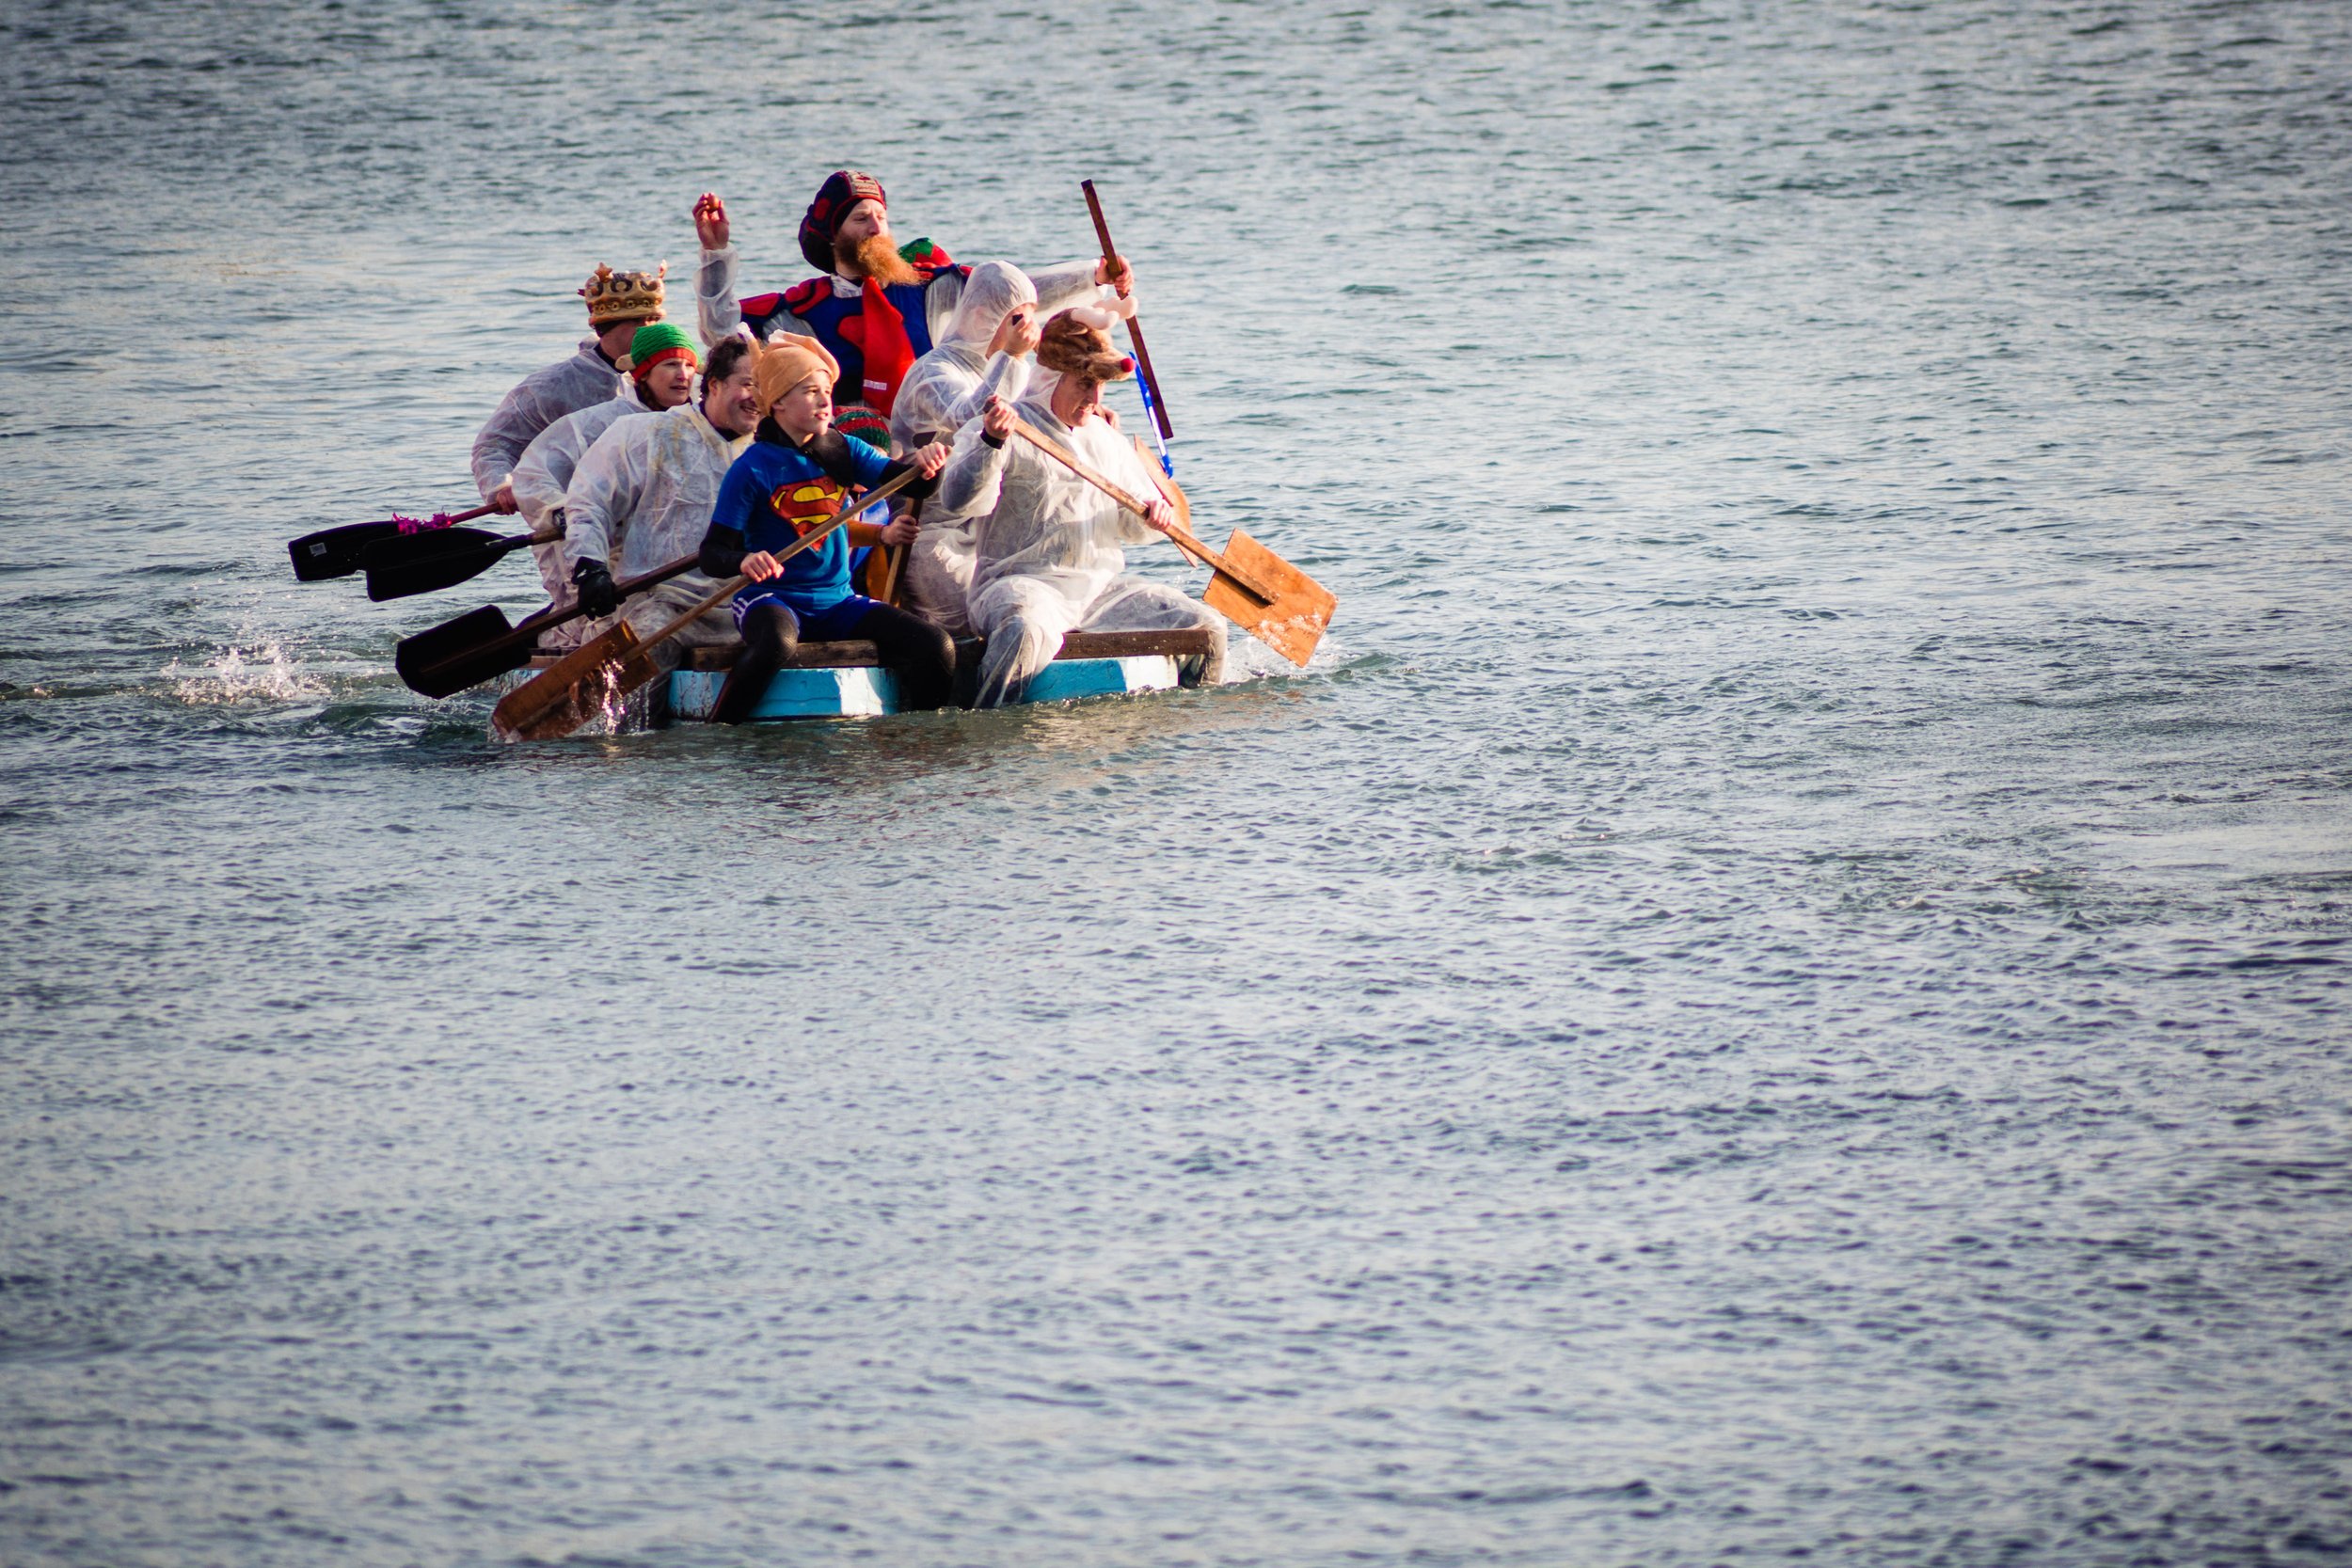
{"left": 690, "top": 172, "right": 1129, "bottom": 422}
{"left": 471, "top": 263, "right": 666, "bottom": 515}
{"left": 940, "top": 310, "right": 1226, "bottom": 707}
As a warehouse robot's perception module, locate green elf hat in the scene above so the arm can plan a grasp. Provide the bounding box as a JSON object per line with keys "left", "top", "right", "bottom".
{"left": 896, "top": 236, "right": 954, "bottom": 272}
{"left": 628, "top": 322, "right": 701, "bottom": 380}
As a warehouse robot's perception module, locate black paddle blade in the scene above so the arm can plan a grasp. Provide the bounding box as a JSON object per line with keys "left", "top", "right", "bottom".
{"left": 394, "top": 605, "right": 527, "bottom": 698}
{"left": 361, "top": 528, "right": 519, "bottom": 602}
{"left": 288, "top": 519, "right": 405, "bottom": 582}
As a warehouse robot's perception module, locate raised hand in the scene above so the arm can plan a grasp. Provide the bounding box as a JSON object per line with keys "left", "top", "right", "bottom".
{"left": 1095, "top": 252, "right": 1134, "bottom": 296}
{"left": 692, "top": 192, "right": 730, "bottom": 250}
{"left": 988, "top": 303, "right": 1041, "bottom": 359}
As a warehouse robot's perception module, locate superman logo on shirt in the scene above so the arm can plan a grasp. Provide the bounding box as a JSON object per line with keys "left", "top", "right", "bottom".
{"left": 768, "top": 478, "right": 847, "bottom": 540}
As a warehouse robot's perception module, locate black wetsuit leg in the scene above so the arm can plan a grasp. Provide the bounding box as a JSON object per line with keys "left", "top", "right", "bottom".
{"left": 711, "top": 601, "right": 800, "bottom": 725}
{"left": 853, "top": 601, "right": 958, "bottom": 711}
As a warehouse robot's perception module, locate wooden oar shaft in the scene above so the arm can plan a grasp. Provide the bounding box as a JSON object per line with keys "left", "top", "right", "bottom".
{"left": 1081, "top": 180, "right": 1172, "bottom": 441}
{"left": 1008, "top": 419, "right": 1239, "bottom": 583}
{"left": 616, "top": 467, "right": 922, "bottom": 660}
{"left": 410, "top": 549, "right": 702, "bottom": 688}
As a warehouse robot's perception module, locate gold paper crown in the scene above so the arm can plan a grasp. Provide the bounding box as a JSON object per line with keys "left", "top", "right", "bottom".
{"left": 580, "top": 261, "right": 667, "bottom": 325}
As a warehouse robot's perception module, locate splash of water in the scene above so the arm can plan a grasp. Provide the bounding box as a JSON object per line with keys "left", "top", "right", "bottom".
{"left": 164, "top": 638, "right": 327, "bottom": 705}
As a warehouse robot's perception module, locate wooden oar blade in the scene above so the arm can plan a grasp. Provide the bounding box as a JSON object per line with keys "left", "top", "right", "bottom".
{"left": 490, "top": 621, "right": 654, "bottom": 742}
{"left": 1201, "top": 528, "right": 1334, "bottom": 667}
{"left": 394, "top": 605, "right": 525, "bottom": 698}
{"left": 361, "top": 528, "right": 512, "bottom": 602}
{"left": 288, "top": 520, "right": 405, "bottom": 581}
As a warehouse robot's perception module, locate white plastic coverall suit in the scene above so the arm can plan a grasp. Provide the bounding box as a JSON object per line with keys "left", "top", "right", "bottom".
{"left": 507, "top": 380, "right": 652, "bottom": 648}
{"left": 939, "top": 393, "right": 1225, "bottom": 706}
{"left": 559, "top": 402, "right": 751, "bottom": 674}
{"left": 470, "top": 341, "right": 624, "bottom": 501}
{"left": 885, "top": 261, "right": 1040, "bottom": 637}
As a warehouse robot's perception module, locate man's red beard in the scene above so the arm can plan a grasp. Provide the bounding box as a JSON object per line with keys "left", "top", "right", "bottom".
{"left": 836, "top": 230, "right": 919, "bottom": 287}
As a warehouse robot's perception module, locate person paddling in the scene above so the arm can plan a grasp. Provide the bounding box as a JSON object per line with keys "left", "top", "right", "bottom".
{"left": 559, "top": 332, "right": 760, "bottom": 680}
{"left": 506, "top": 323, "right": 701, "bottom": 649}
{"left": 884, "top": 261, "right": 1046, "bottom": 635}
{"left": 696, "top": 339, "right": 955, "bottom": 725}
{"left": 471, "top": 263, "right": 667, "bottom": 515}
{"left": 941, "top": 310, "right": 1225, "bottom": 706}
{"left": 691, "top": 173, "right": 1128, "bottom": 422}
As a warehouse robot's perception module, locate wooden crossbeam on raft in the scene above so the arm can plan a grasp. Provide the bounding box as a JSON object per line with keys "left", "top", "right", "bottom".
{"left": 675, "top": 627, "right": 1224, "bottom": 673}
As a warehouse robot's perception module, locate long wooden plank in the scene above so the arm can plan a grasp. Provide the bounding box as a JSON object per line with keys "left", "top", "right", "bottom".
{"left": 675, "top": 626, "right": 1223, "bottom": 673}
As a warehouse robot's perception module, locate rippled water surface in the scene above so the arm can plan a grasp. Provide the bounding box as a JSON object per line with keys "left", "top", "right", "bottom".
{"left": 5, "top": 2, "right": 2351, "bottom": 1563}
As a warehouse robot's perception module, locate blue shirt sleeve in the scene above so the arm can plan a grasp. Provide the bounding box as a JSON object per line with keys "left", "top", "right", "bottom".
{"left": 840, "top": 435, "right": 892, "bottom": 488}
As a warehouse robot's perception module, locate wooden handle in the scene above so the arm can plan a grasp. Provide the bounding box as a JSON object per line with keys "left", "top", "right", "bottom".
{"left": 1009, "top": 418, "right": 1231, "bottom": 578}
{"left": 876, "top": 496, "right": 915, "bottom": 604}
{"left": 1080, "top": 180, "right": 1173, "bottom": 441}
{"left": 633, "top": 467, "right": 922, "bottom": 652}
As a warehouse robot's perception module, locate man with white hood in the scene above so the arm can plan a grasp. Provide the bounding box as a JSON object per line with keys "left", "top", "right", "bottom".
{"left": 506, "top": 322, "right": 702, "bottom": 649}
{"left": 559, "top": 332, "right": 762, "bottom": 677}
{"left": 885, "top": 260, "right": 1044, "bottom": 634}
{"left": 940, "top": 309, "right": 1226, "bottom": 706}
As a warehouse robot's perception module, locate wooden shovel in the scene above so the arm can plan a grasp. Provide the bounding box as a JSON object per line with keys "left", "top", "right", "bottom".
{"left": 491, "top": 468, "right": 921, "bottom": 743}
{"left": 1009, "top": 419, "right": 1333, "bottom": 667}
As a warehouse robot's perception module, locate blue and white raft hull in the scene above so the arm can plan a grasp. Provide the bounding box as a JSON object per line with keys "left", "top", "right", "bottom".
{"left": 660, "top": 627, "right": 1218, "bottom": 723}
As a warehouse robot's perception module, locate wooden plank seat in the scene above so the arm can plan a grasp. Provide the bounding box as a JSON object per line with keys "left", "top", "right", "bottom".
{"left": 678, "top": 626, "right": 1221, "bottom": 673}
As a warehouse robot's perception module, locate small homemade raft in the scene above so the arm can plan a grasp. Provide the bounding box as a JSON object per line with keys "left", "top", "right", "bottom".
{"left": 508, "top": 625, "right": 1222, "bottom": 732}
{"left": 294, "top": 182, "right": 1334, "bottom": 740}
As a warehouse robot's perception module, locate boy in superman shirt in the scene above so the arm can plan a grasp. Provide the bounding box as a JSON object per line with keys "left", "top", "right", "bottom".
{"left": 698, "top": 338, "right": 956, "bottom": 724}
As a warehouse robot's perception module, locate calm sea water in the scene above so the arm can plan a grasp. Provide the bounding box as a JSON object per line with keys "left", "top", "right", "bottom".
{"left": 5, "top": 2, "right": 2350, "bottom": 1564}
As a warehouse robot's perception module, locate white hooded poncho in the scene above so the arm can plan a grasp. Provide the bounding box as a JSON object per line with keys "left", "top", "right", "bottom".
{"left": 562, "top": 399, "right": 748, "bottom": 580}
{"left": 470, "top": 340, "right": 624, "bottom": 500}
{"left": 886, "top": 261, "right": 1040, "bottom": 635}
{"left": 508, "top": 379, "right": 653, "bottom": 621}
{"left": 939, "top": 391, "right": 1223, "bottom": 705}
{"left": 558, "top": 400, "right": 752, "bottom": 671}
{"left": 888, "top": 261, "right": 1037, "bottom": 451}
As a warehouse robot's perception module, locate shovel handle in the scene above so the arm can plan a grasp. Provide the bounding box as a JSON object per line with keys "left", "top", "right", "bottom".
{"left": 631, "top": 467, "right": 923, "bottom": 653}
{"left": 391, "top": 501, "right": 498, "bottom": 533}
{"left": 1081, "top": 180, "right": 1172, "bottom": 441}
{"left": 1009, "top": 419, "right": 1252, "bottom": 584}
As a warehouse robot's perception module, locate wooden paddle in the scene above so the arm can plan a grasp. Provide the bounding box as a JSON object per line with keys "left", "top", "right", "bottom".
{"left": 393, "top": 551, "right": 700, "bottom": 699}
{"left": 491, "top": 468, "right": 922, "bottom": 742}
{"left": 361, "top": 521, "right": 562, "bottom": 602}
{"left": 874, "top": 495, "right": 916, "bottom": 606}
{"left": 288, "top": 503, "right": 496, "bottom": 582}
{"left": 1009, "top": 419, "right": 1333, "bottom": 666}
{"left": 1081, "top": 180, "right": 1173, "bottom": 443}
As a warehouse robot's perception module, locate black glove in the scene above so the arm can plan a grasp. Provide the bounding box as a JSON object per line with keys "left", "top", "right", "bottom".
{"left": 571, "top": 559, "right": 618, "bottom": 618}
